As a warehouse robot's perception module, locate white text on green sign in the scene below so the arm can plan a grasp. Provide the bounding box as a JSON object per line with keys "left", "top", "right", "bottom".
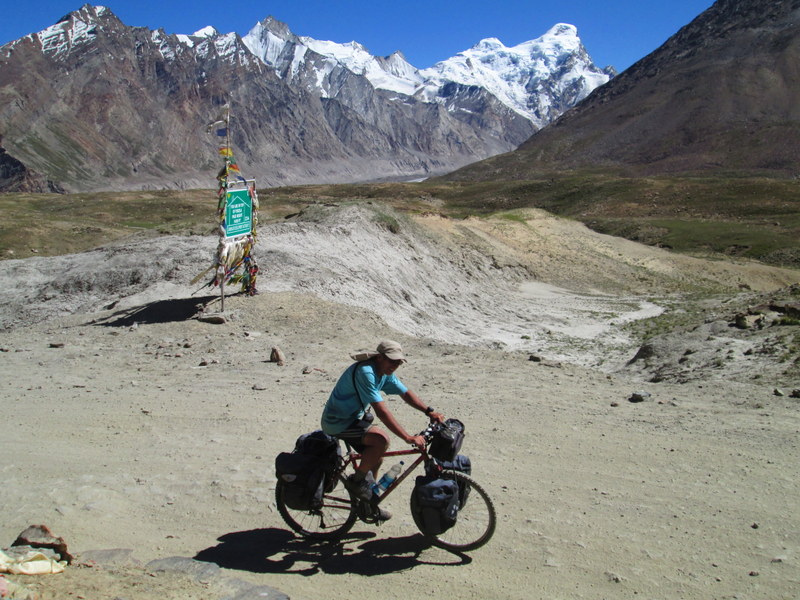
{"left": 225, "top": 189, "right": 252, "bottom": 238}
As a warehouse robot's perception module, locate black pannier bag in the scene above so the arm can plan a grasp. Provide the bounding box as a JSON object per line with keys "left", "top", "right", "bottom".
{"left": 275, "top": 430, "right": 339, "bottom": 510}
{"left": 428, "top": 418, "right": 465, "bottom": 462}
{"left": 432, "top": 454, "right": 472, "bottom": 508}
{"left": 410, "top": 475, "right": 460, "bottom": 536}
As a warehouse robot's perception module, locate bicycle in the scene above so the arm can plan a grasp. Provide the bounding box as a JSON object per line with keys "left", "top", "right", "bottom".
{"left": 275, "top": 421, "right": 497, "bottom": 552}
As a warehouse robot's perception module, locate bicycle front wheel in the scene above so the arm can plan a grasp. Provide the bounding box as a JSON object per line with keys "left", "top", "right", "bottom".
{"left": 275, "top": 480, "right": 357, "bottom": 540}
{"left": 412, "top": 470, "right": 497, "bottom": 552}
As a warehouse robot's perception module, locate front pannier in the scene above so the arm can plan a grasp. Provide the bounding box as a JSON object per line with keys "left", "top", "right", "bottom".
{"left": 433, "top": 454, "right": 472, "bottom": 508}
{"left": 410, "top": 475, "right": 460, "bottom": 536}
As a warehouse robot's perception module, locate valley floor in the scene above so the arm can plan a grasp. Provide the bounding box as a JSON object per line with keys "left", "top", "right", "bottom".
{"left": 1, "top": 204, "right": 798, "bottom": 599}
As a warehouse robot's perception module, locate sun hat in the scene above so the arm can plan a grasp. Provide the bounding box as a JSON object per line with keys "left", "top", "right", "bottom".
{"left": 350, "top": 340, "right": 407, "bottom": 362}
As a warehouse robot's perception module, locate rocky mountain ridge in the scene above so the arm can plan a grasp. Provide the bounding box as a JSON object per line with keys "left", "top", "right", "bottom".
{"left": 0, "top": 5, "right": 611, "bottom": 192}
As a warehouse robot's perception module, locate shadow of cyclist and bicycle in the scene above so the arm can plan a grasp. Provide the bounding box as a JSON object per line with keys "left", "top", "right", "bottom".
{"left": 193, "top": 527, "right": 471, "bottom": 576}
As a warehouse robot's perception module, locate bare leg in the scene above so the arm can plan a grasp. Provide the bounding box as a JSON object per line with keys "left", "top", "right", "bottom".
{"left": 356, "top": 427, "right": 390, "bottom": 478}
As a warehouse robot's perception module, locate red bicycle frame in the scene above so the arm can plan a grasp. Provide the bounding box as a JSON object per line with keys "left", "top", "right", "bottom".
{"left": 343, "top": 446, "right": 428, "bottom": 504}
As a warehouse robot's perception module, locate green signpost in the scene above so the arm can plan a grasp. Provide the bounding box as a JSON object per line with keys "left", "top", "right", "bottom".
{"left": 224, "top": 188, "right": 253, "bottom": 238}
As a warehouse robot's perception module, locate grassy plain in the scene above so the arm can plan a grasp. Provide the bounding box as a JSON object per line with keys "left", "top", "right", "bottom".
{"left": 2, "top": 173, "right": 799, "bottom": 267}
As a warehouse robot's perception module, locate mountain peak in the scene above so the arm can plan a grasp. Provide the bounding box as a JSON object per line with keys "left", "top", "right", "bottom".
{"left": 56, "top": 4, "right": 112, "bottom": 26}
{"left": 38, "top": 4, "right": 121, "bottom": 59}
{"left": 191, "top": 26, "right": 218, "bottom": 39}
{"left": 258, "top": 16, "right": 293, "bottom": 39}
{"left": 544, "top": 23, "right": 578, "bottom": 37}
{"left": 473, "top": 37, "right": 504, "bottom": 51}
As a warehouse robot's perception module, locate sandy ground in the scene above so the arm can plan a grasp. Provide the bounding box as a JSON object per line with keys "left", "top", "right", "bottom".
{"left": 1, "top": 204, "right": 799, "bottom": 599}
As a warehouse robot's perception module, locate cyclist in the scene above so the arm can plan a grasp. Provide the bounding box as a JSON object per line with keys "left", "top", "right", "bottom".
{"left": 321, "top": 340, "right": 444, "bottom": 518}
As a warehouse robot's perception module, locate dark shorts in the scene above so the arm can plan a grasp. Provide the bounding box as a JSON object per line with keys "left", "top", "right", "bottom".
{"left": 336, "top": 412, "right": 374, "bottom": 452}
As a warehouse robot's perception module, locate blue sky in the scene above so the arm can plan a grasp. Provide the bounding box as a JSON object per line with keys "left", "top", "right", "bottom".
{"left": 1, "top": 1, "right": 715, "bottom": 72}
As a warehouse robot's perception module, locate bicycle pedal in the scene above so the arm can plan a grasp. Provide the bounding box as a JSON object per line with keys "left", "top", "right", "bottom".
{"left": 355, "top": 500, "right": 391, "bottom": 524}
{"left": 355, "top": 500, "right": 376, "bottom": 523}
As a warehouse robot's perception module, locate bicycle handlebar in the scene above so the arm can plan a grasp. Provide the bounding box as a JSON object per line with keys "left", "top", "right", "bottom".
{"left": 418, "top": 420, "right": 443, "bottom": 443}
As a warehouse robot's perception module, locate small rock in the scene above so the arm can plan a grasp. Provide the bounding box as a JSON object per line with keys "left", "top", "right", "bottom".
{"left": 628, "top": 391, "right": 652, "bottom": 403}
{"left": 302, "top": 366, "right": 312, "bottom": 374}
{"left": 528, "top": 354, "right": 543, "bottom": 362}
{"left": 771, "top": 556, "right": 787, "bottom": 563}
{"left": 145, "top": 556, "right": 221, "bottom": 582}
{"left": 252, "top": 383, "right": 267, "bottom": 391}
{"left": 790, "top": 389, "right": 800, "bottom": 399}
{"left": 773, "top": 388, "right": 785, "bottom": 397}
{"left": 197, "top": 313, "right": 226, "bottom": 324}
{"left": 610, "top": 401, "right": 619, "bottom": 407}
{"left": 605, "top": 571, "right": 623, "bottom": 583}
{"left": 12, "top": 524, "right": 73, "bottom": 564}
{"left": 270, "top": 347, "right": 286, "bottom": 366}
{"left": 48, "top": 342, "right": 65, "bottom": 348}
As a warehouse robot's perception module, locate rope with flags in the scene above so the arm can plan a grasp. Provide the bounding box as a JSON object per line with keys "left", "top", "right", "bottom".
{"left": 202, "top": 103, "right": 259, "bottom": 298}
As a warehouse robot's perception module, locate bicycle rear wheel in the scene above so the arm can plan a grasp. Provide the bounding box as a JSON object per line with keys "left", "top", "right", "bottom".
{"left": 412, "top": 470, "right": 496, "bottom": 552}
{"left": 275, "top": 480, "right": 357, "bottom": 540}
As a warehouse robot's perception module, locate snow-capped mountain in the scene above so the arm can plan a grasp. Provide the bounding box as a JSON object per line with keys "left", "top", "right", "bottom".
{"left": 241, "top": 18, "right": 613, "bottom": 128}
{"left": 0, "top": 5, "right": 612, "bottom": 192}
{"left": 241, "top": 17, "right": 425, "bottom": 98}
{"left": 419, "top": 24, "right": 614, "bottom": 127}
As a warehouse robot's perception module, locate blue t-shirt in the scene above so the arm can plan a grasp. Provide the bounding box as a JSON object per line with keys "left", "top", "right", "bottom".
{"left": 321, "top": 361, "right": 407, "bottom": 435}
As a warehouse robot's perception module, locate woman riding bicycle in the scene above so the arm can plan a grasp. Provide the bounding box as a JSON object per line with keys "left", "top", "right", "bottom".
{"left": 320, "top": 340, "right": 445, "bottom": 520}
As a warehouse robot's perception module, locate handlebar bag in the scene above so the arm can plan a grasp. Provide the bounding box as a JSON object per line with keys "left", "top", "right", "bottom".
{"left": 410, "top": 475, "right": 460, "bottom": 535}
{"left": 428, "top": 418, "right": 465, "bottom": 462}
